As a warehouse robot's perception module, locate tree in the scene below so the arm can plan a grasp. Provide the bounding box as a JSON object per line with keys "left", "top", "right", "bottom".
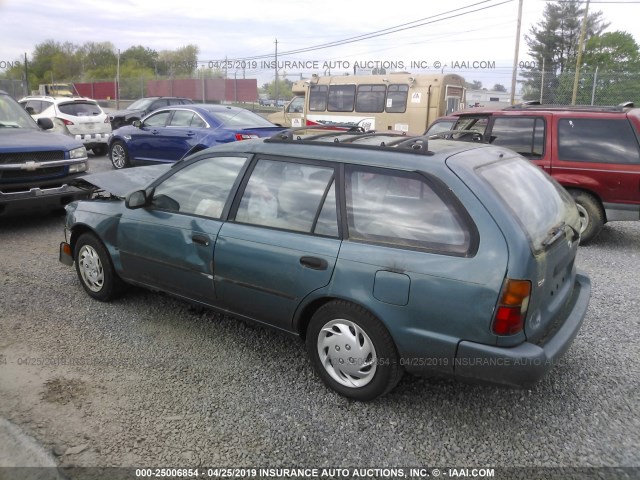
{"left": 466, "top": 80, "right": 482, "bottom": 90}
{"left": 492, "top": 84, "right": 507, "bottom": 92}
{"left": 157, "top": 44, "right": 199, "bottom": 77}
{"left": 521, "top": 0, "right": 609, "bottom": 103}
{"left": 121, "top": 45, "right": 159, "bottom": 72}
{"left": 578, "top": 31, "right": 640, "bottom": 105}
{"left": 79, "top": 41, "right": 117, "bottom": 80}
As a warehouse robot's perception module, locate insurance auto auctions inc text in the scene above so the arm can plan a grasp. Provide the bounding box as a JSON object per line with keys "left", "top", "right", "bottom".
{"left": 206, "top": 59, "right": 497, "bottom": 71}
{"left": 193, "top": 467, "right": 495, "bottom": 478}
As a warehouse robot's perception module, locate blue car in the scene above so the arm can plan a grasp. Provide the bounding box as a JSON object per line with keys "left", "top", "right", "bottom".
{"left": 60, "top": 131, "right": 591, "bottom": 401}
{"left": 108, "top": 104, "right": 284, "bottom": 169}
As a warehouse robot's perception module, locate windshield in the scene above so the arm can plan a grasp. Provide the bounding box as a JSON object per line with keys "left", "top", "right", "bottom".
{"left": 477, "top": 157, "right": 578, "bottom": 251}
{"left": 127, "top": 98, "right": 155, "bottom": 111}
{"left": 210, "top": 108, "right": 276, "bottom": 128}
{"left": 0, "top": 94, "right": 39, "bottom": 129}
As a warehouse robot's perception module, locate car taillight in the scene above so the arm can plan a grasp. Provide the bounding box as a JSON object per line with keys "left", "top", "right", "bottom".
{"left": 492, "top": 279, "right": 531, "bottom": 336}
{"left": 235, "top": 134, "right": 259, "bottom": 141}
{"left": 60, "top": 118, "right": 74, "bottom": 126}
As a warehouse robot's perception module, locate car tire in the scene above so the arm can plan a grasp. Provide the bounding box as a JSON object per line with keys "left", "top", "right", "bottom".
{"left": 306, "top": 300, "right": 403, "bottom": 401}
{"left": 110, "top": 141, "right": 131, "bottom": 169}
{"left": 92, "top": 144, "right": 108, "bottom": 156}
{"left": 571, "top": 190, "right": 604, "bottom": 244}
{"left": 74, "top": 233, "right": 124, "bottom": 302}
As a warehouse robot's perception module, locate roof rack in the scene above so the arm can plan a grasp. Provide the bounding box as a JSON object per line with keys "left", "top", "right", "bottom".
{"left": 266, "top": 127, "right": 435, "bottom": 155}
{"left": 268, "top": 124, "right": 368, "bottom": 141}
{"left": 503, "top": 101, "right": 634, "bottom": 112}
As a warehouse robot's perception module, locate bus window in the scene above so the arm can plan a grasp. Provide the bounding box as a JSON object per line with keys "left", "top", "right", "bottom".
{"left": 328, "top": 85, "right": 356, "bottom": 112}
{"left": 356, "top": 85, "right": 386, "bottom": 113}
{"left": 386, "top": 85, "right": 409, "bottom": 113}
{"left": 309, "top": 85, "right": 328, "bottom": 111}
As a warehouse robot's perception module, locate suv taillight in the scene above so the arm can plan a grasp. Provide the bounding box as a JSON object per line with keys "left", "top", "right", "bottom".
{"left": 492, "top": 279, "right": 531, "bottom": 336}
{"left": 60, "top": 118, "right": 74, "bottom": 126}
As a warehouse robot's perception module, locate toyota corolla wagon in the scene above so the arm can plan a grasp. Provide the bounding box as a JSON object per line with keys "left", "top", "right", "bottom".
{"left": 59, "top": 130, "right": 591, "bottom": 401}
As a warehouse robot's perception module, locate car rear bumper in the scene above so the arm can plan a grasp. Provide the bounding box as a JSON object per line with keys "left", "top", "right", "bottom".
{"left": 453, "top": 271, "right": 591, "bottom": 387}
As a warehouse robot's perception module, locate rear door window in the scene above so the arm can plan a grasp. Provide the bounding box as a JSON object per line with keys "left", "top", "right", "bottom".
{"left": 235, "top": 159, "right": 338, "bottom": 235}
{"left": 489, "top": 117, "right": 545, "bottom": 158}
{"left": 557, "top": 118, "right": 640, "bottom": 164}
{"left": 346, "top": 167, "right": 473, "bottom": 255}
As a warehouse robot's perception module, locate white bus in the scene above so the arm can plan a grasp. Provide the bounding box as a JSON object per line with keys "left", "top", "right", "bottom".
{"left": 268, "top": 72, "right": 466, "bottom": 135}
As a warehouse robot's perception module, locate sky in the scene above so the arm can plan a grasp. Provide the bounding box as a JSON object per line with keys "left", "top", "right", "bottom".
{"left": 1, "top": 0, "right": 639, "bottom": 90}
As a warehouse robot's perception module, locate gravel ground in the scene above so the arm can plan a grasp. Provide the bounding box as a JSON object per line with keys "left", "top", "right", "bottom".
{"left": 0, "top": 156, "right": 639, "bottom": 477}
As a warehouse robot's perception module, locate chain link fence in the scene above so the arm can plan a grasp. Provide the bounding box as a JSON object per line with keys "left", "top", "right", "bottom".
{"left": 0, "top": 79, "right": 28, "bottom": 99}
{"left": 518, "top": 70, "right": 639, "bottom": 106}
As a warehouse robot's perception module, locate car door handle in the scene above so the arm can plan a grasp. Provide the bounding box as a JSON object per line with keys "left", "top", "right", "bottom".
{"left": 192, "top": 234, "right": 210, "bottom": 246}
{"left": 186, "top": 131, "right": 196, "bottom": 136}
{"left": 299, "top": 256, "right": 328, "bottom": 270}
{"left": 151, "top": 129, "right": 160, "bottom": 135}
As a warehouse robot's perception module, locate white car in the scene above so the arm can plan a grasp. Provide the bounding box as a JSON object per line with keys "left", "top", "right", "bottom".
{"left": 19, "top": 95, "right": 112, "bottom": 156}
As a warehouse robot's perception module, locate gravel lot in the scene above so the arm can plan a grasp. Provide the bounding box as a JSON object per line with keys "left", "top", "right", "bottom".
{"left": 1, "top": 155, "right": 638, "bottom": 477}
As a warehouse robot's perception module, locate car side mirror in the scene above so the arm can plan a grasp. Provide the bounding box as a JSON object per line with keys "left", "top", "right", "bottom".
{"left": 132, "top": 120, "right": 142, "bottom": 128}
{"left": 125, "top": 190, "right": 148, "bottom": 209}
{"left": 37, "top": 118, "right": 54, "bottom": 130}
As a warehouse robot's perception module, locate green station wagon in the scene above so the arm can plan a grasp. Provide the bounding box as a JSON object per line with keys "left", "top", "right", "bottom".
{"left": 59, "top": 131, "right": 591, "bottom": 400}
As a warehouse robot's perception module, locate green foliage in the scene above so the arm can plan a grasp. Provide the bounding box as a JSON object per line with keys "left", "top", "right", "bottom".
{"left": 264, "top": 78, "right": 293, "bottom": 100}
{"left": 520, "top": 0, "right": 640, "bottom": 105}
{"left": 493, "top": 84, "right": 507, "bottom": 92}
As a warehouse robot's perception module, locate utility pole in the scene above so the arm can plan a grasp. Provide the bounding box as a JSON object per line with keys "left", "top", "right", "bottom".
{"left": 24, "top": 52, "right": 28, "bottom": 96}
{"left": 274, "top": 39, "right": 279, "bottom": 102}
{"left": 116, "top": 49, "right": 120, "bottom": 109}
{"left": 572, "top": 0, "right": 590, "bottom": 105}
{"left": 510, "top": 0, "right": 523, "bottom": 105}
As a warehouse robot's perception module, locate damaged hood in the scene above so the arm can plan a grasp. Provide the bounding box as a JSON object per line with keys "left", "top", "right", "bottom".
{"left": 73, "top": 164, "right": 171, "bottom": 197}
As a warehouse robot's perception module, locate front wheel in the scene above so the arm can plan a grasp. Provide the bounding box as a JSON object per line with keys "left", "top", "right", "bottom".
{"left": 109, "top": 141, "right": 131, "bottom": 169}
{"left": 306, "top": 300, "right": 402, "bottom": 401}
{"left": 571, "top": 191, "right": 604, "bottom": 244}
{"left": 74, "top": 233, "right": 124, "bottom": 301}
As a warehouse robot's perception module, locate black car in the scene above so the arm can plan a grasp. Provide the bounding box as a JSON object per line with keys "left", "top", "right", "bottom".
{"left": 109, "top": 97, "right": 193, "bottom": 129}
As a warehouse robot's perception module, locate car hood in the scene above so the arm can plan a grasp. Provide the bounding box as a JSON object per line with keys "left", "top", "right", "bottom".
{"left": 0, "top": 128, "right": 83, "bottom": 152}
{"left": 72, "top": 164, "right": 171, "bottom": 197}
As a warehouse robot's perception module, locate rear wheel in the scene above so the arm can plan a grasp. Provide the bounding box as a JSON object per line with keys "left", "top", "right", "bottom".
{"left": 571, "top": 190, "right": 604, "bottom": 244}
{"left": 306, "top": 300, "right": 402, "bottom": 401}
{"left": 109, "top": 141, "right": 131, "bottom": 169}
{"left": 74, "top": 233, "right": 124, "bottom": 301}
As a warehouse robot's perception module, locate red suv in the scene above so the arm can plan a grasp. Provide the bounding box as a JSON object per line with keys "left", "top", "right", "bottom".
{"left": 441, "top": 102, "right": 640, "bottom": 243}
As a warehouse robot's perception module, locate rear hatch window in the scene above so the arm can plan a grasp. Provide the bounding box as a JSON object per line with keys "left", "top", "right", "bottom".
{"left": 476, "top": 157, "right": 579, "bottom": 251}
{"left": 58, "top": 102, "right": 102, "bottom": 116}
